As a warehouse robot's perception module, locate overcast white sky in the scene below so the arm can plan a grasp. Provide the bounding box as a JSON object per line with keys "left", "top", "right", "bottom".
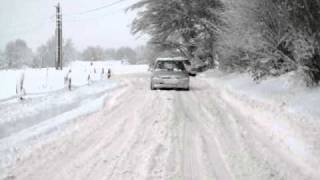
{"left": 0, "top": 0, "right": 148, "bottom": 51}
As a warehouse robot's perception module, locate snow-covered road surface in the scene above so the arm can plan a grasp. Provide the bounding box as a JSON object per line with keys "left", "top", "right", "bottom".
{"left": 1, "top": 74, "right": 320, "bottom": 180}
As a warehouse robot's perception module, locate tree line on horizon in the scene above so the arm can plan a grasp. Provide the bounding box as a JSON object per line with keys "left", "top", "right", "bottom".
{"left": 0, "top": 37, "right": 155, "bottom": 70}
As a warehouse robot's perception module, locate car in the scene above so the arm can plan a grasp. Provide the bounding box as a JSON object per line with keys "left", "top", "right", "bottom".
{"left": 150, "top": 57, "right": 190, "bottom": 91}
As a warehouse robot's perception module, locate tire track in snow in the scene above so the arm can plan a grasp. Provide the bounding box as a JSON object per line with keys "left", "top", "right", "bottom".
{"left": 174, "top": 91, "right": 235, "bottom": 180}
{"left": 4, "top": 75, "right": 174, "bottom": 180}
{"left": 4, "top": 74, "right": 319, "bottom": 180}
{"left": 188, "top": 79, "right": 320, "bottom": 180}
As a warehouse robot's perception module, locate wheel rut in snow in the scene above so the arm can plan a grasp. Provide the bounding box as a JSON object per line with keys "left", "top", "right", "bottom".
{"left": 3, "top": 74, "right": 320, "bottom": 180}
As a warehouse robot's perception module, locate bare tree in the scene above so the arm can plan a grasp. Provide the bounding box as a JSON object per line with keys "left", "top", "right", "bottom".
{"left": 34, "top": 36, "right": 56, "bottom": 68}
{"left": 81, "top": 46, "right": 105, "bottom": 61}
{"left": 63, "top": 39, "right": 78, "bottom": 65}
{"left": 0, "top": 50, "right": 5, "bottom": 69}
{"left": 5, "top": 39, "right": 33, "bottom": 68}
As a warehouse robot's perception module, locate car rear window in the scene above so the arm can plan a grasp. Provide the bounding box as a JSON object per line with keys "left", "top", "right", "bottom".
{"left": 155, "top": 61, "right": 186, "bottom": 72}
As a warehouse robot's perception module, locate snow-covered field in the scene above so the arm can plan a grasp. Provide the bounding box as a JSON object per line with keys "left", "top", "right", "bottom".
{"left": 0, "top": 60, "right": 148, "bottom": 101}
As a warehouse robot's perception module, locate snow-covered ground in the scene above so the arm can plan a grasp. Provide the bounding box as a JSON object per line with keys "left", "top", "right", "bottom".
{"left": 0, "top": 61, "right": 148, "bottom": 179}
{"left": 202, "top": 71, "right": 320, "bottom": 179}
{"left": 202, "top": 71, "right": 320, "bottom": 120}
{"left": 1, "top": 68, "right": 320, "bottom": 180}
{"left": 0, "top": 60, "right": 148, "bottom": 101}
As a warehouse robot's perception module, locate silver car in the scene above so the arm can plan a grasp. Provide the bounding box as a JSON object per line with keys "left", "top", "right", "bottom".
{"left": 150, "top": 57, "right": 190, "bottom": 90}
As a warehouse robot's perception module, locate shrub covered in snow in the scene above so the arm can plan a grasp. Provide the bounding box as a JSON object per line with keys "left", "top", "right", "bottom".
{"left": 215, "top": 0, "right": 320, "bottom": 86}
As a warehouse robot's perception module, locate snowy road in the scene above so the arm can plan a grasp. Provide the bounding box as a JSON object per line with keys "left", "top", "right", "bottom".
{"left": 1, "top": 73, "right": 320, "bottom": 180}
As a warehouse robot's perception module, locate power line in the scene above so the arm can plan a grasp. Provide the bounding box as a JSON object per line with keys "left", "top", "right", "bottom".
{"left": 2, "top": 0, "right": 134, "bottom": 38}
{"left": 64, "top": 0, "right": 130, "bottom": 16}
{"left": 63, "top": 7, "right": 126, "bottom": 23}
{"left": 62, "top": 0, "right": 137, "bottom": 24}
{"left": 5, "top": 0, "right": 132, "bottom": 30}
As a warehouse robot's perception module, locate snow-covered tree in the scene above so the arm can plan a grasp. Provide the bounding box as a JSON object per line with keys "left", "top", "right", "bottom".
{"left": 279, "top": 0, "right": 320, "bottom": 85}
{"left": 216, "top": 0, "right": 320, "bottom": 85}
{"left": 218, "top": 0, "right": 296, "bottom": 78}
{"left": 81, "top": 46, "right": 105, "bottom": 61}
{"left": 0, "top": 50, "right": 5, "bottom": 69}
{"left": 4, "top": 39, "right": 33, "bottom": 68}
{"left": 134, "top": 45, "right": 158, "bottom": 64}
{"left": 104, "top": 48, "right": 117, "bottom": 60}
{"left": 134, "top": 43, "right": 181, "bottom": 65}
{"left": 115, "top": 47, "right": 137, "bottom": 64}
{"left": 129, "top": 0, "right": 225, "bottom": 65}
{"left": 34, "top": 38, "right": 79, "bottom": 68}
{"left": 63, "top": 39, "right": 78, "bottom": 65}
{"left": 34, "top": 36, "right": 56, "bottom": 68}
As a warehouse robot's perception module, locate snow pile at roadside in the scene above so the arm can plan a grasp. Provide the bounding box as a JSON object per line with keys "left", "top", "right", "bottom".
{"left": 203, "top": 71, "right": 320, "bottom": 172}
{"left": 0, "top": 83, "right": 124, "bottom": 177}
{"left": 0, "top": 61, "right": 148, "bottom": 100}
{"left": 0, "top": 68, "right": 65, "bottom": 100}
{"left": 203, "top": 71, "right": 320, "bottom": 120}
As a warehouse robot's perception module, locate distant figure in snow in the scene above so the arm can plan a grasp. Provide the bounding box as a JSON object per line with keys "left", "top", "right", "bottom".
{"left": 16, "top": 70, "right": 26, "bottom": 101}
{"left": 88, "top": 62, "right": 96, "bottom": 85}
{"left": 107, "top": 68, "right": 111, "bottom": 79}
{"left": 65, "top": 69, "right": 72, "bottom": 90}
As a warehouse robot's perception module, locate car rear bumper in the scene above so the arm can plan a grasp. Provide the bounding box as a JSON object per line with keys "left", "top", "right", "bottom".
{"left": 152, "top": 79, "right": 189, "bottom": 89}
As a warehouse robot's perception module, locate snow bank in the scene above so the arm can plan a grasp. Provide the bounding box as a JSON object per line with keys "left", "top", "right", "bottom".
{"left": 202, "top": 71, "right": 320, "bottom": 168}
{"left": 0, "top": 61, "right": 148, "bottom": 100}
{"left": 203, "top": 71, "right": 320, "bottom": 120}
{"left": 0, "top": 84, "right": 122, "bottom": 176}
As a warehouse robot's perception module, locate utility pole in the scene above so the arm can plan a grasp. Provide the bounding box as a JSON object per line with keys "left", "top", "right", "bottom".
{"left": 55, "top": 3, "right": 63, "bottom": 70}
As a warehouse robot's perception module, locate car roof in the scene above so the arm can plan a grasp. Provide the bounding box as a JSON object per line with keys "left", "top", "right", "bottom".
{"left": 155, "top": 57, "right": 189, "bottom": 61}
